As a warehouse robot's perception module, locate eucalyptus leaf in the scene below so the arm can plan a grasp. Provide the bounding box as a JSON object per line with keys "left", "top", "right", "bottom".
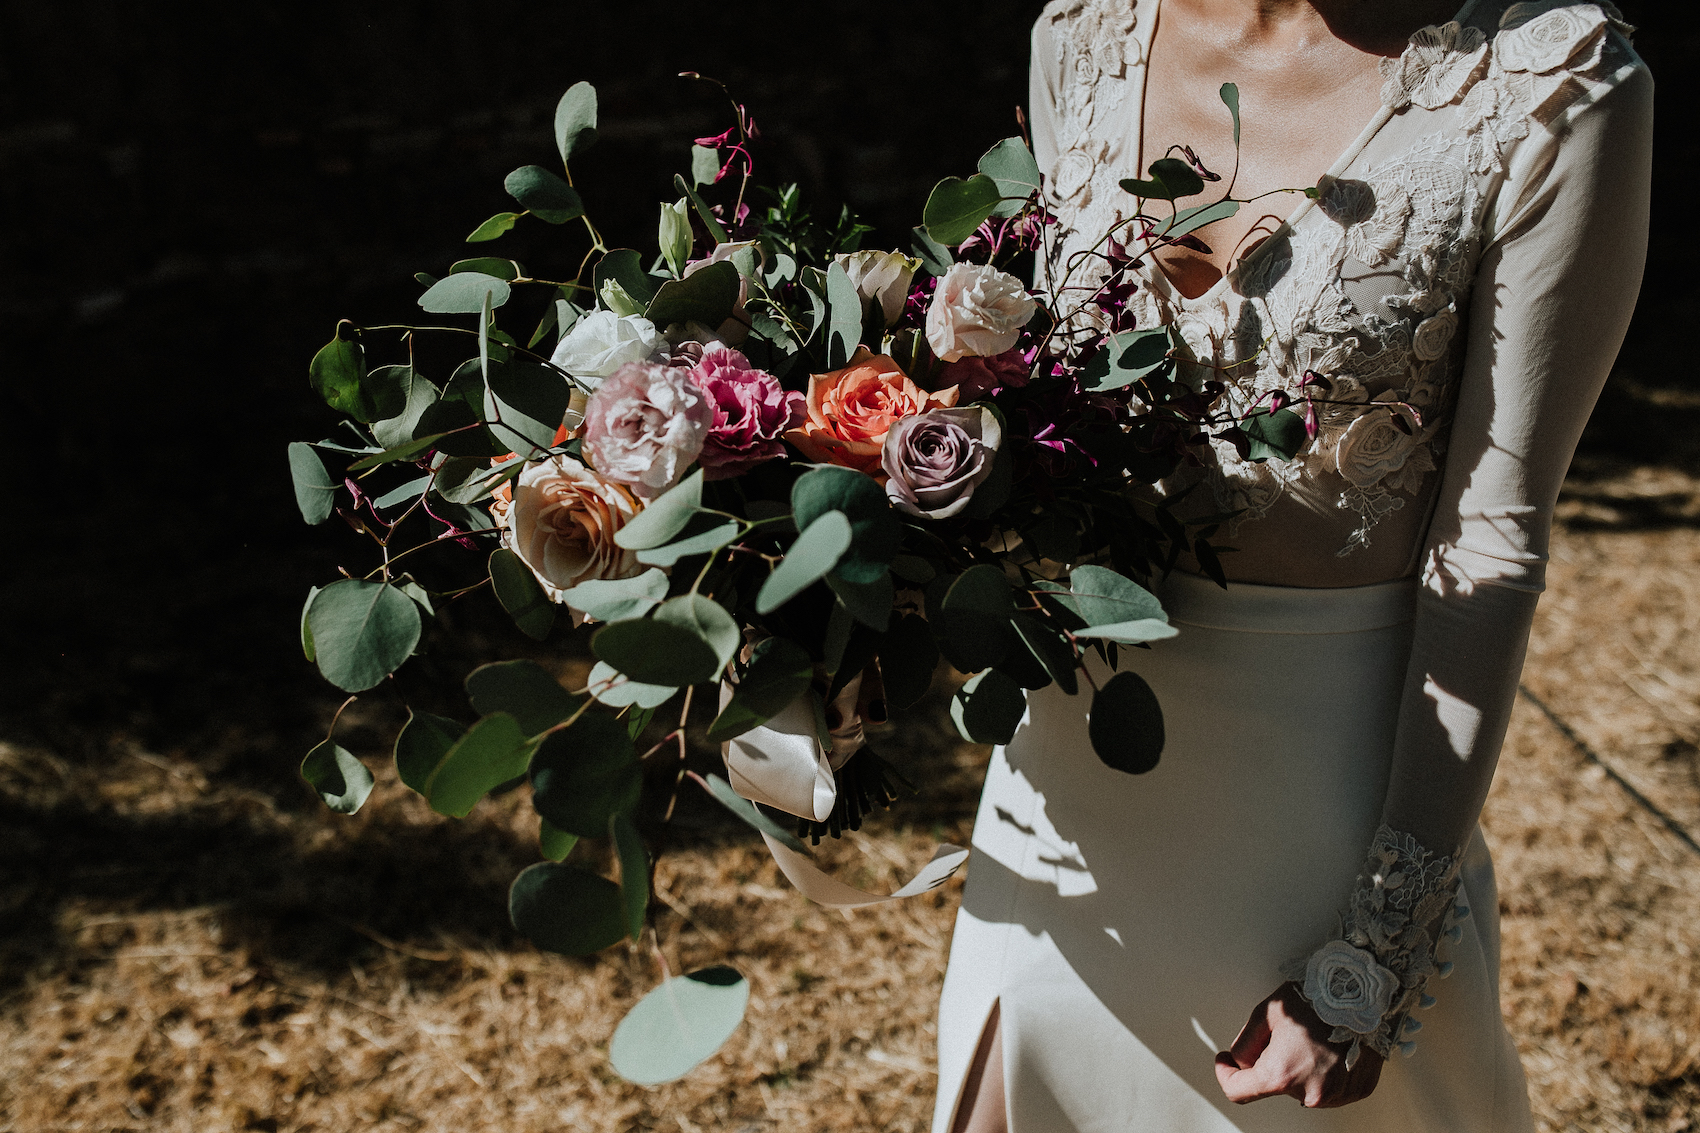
{"left": 673, "top": 174, "right": 729, "bottom": 244}
{"left": 653, "top": 594, "right": 741, "bottom": 672}
{"left": 636, "top": 519, "right": 740, "bottom": 567}
{"left": 790, "top": 465, "right": 900, "bottom": 583}
{"left": 300, "top": 586, "right": 320, "bottom": 661}
{"left": 1073, "top": 619, "right": 1179, "bottom": 644}
{"left": 530, "top": 711, "right": 641, "bottom": 837}
{"left": 826, "top": 569, "right": 893, "bottom": 632}
{"left": 561, "top": 568, "right": 670, "bottom": 622}
{"left": 1011, "top": 613, "right": 1078, "bottom": 695}
{"left": 593, "top": 249, "right": 662, "bottom": 309}
{"left": 419, "top": 272, "right": 511, "bottom": 314}
{"left": 931, "top": 566, "right": 1015, "bottom": 673}
{"left": 465, "top": 659, "right": 582, "bottom": 736}
{"left": 950, "top": 669, "right": 1027, "bottom": 745}
{"left": 825, "top": 261, "right": 862, "bottom": 369}
{"left": 307, "top": 579, "right": 423, "bottom": 692}
{"left": 393, "top": 709, "right": 464, "bottom": 795}
{"left": 371, "top": 368, "right": 440, "bottom": 450}
{"left": 554, "top": 82, "right": 599, "bottom": 163}
{"left": 487, "top": 360, "right": 571, "bottom": 453}
{"left": 756, "top": 510, "right": 852, "bottom": 614}
{"left": 645, "top": 261, "right": 740, "bottom": 330}
{"left": 309, "top": 326, "right": 397, "bottom": 421}
{"left": 466, "top": 212, "right": 520, "bottom": 243}
{"left": 1158, "top": 199, "right": 1240, "bottom": 241}
{"left": 611, "top": 811, "right": 648, "bottom": 942}
{"left": 1090, "top": 670, "right": 1164, "bottom": 774}
{"left": 706, "top": 637, "right": 814, "bottom": 743}
{"left": 508, "top": 861, "right": 625, "bottom": 956}
{"left": 423, "top": 712, "right": 533, "bottom": 817}
{"left": 1120, "top": 157, "right": 1206, "bottom": 201}
{"left": 587, "top": 660, "right": 678, "bottom": 709}
{"left": 539, "top": 818, "right": 579, "bottom": 862}
{"left": 489, "top": 548, "right": 557, "bottom": 641}
{"left": 977, "top": 137, "right": 1042, "bottom": 217}
{"left": 922, "top": 174, "right": 1001, "bottom": 246}
{"left": 288, "top": 442, "right": 337, "bottom": 525}
{"left": 690, "top": 144, "right": 722, "bottom": 188}
{"left": 505, "top": 165, "right": 584, "bottom": 224}
{"left": 451, "top": 257, "right": 522, "bottom": 281}
{"left": 910, "top": 225, "right": 954, "bottom": 278}
{"left": 592, "top": 617, "right": 721, "bottom": 687}
{"left": 614, "top": 468, "right": 703, "bottom": 550}
{"left": 1078, "top": 327, "right": 1174, "bottom": 392}
{"left": 609, "top": 967, "right": 750, "bottom": 1086}
{"left": 1221, "top": 82, "right": 1241, "bottom": 147}
{"left": 1066, "top": 565, "right": 1168, "bottom": 628}
{"left": 1241, "top": 407, "right": 1308, "bottom": 462}
{"left": 878, "top": 614, "right": 939, "bottom": 711}
{"left": 300, "top": 741, "right": 374, "bottom": 814}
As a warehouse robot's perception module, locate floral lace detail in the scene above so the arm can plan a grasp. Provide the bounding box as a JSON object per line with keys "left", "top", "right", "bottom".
{"left": 1282, "top": 826, "right": 1467, "bottom": 1068}
{"left": 1043, "top": 0, "right": 1633, "bottom": 556}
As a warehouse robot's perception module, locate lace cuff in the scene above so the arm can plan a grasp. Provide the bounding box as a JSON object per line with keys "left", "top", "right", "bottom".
{"left": 1281, "top": 826, "right": 1468, "bottom": 1068}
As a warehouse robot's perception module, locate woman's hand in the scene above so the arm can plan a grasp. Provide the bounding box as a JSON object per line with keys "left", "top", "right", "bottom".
{"left": 1213, "top": 982, "right": 1384, "bottom": 1108}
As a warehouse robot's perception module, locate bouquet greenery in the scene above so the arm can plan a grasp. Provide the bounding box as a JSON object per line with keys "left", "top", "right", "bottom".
{"left": 288, "top": 77, "right": 1305, "bottom": 1083}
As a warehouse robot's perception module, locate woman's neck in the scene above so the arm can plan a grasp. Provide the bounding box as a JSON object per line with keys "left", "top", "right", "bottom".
{"left": 1158, "top": 0, "right": 1465, "bottom": 56}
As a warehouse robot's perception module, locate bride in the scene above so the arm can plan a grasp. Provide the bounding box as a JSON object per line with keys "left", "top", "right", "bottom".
{"left": 932, "top": 0, "right": 1651, "bottom": 1129}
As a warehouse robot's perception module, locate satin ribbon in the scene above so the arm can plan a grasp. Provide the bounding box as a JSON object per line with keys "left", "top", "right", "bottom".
{"left": 721, "top": 677, "right": 968, "bottom": 909}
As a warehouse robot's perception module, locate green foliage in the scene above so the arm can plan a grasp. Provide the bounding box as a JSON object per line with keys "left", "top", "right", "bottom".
{"left": 488, "top": 548, "right": 557, "bottom": 641}
{"left": 826, "top": 570, "right": 893, "bottom": 632}
{"left": 646, "top": 261, "right": 740, "bottom": 329}
{"left": 614, "top": 469, "right": 704, "bottom": 550}
{"left": 636, "top": 518, "right": 740, "bottom": 567}
{"left": 370, "top": 368, "right": 439, "bottom": 450}
{"left": 1157, "top": 199, "right": 1240, "bottom": 241}
{"left": 1090, "top": 671, "right": 1164, "bottom": 774}
{"left": 592, "top": 617, "right": 721, "bottom": 687}
{"left": 451, "top": 257, "right": 522, "bottom": 281}
{"left": 922, "top": 174, "right": 1001, "bottom": 246}
{"left": 554, "top": 82, "right": 599, "bottom": 164}
{"left": 707, "top": 637, "right": 814, "bottom": 742}
{"left": 1221, "top": 82, "right": 1241, "bottom": 147}
{"left": 508, "top": 861, "right": 625, "bottom": 956}
{"left": 1241, "top": 407, "right": 1308, "bottom": 462}
{"left": 1120, "top": 157, "right": 1206, "bottom": 201}
{"left": 825, "top": 261, "right": 862, "bottom": 368}
{"left": 309, "top": 324, "right": 405, "bottom": 422}
{"left": 486, "top": 360, "right": 571, "bottom": 453}
{"left": 587, "top": 661, "right": 678, "bottom": 709}
{"left": 1011, "top": 614, "right": 1078, "bottom": 695}
{"left": 674, "top": 174, "right": 730, "bottom": 244}
{"left": 593, "top": 249, "right": 662, "bottom": 309}
{"left": 693, "top": 773, "right": 809, "bottom": 853}
{"left": 930, "top": 566, "right": 1015, "bottom": 673}
{"left": 465, "top": 659, "right": 582, "bottom": 736}
{"left": 878, "top": 614, "right": 939, "bottom": 710}
{"left": 977, "top": 138, "right": 1041, "bottom": 217}
{"left": 300, "top": 741, "right": 374, "bottom": 814}
{"left": 790, "top": 465, "right": 900, "bottom": 584}
{"left": 300, "top": 587, "right": 321, "bottom": 661}
{"left": 393, "top": 709, "right": 465, "bottom": 794}
{"left": 1062, "top": 565, "right": 1167, "bottom": 628}
{"left": 608, "top": 967, "right": 750, "bottom": 1085}
{"left": 756, "top": 510, "right": 852, "bottom": 614}
{"left": 562, "top": 569, "right": 669, "bottom": 622}
{"left": 539, "top": 819, "right": 579, "bottom": 862}
{"left": 417, "top": 712, "right": 533, "bottom": 817}
{"left": 530, "top": 711, "right": 641, "bottom": 837}
{"left": 653, "top": 595, "right": 741, "bottom": 674}
{"left": 306, "top": 579, "right": 423, "bottom": 692}
{"left": 1079, "top": 327, "right": 1174, "bottom": 392}
{"left": 466, "top": 212, "right": 520, "bottom": 243}
{"left": 611, "top": 811, "right": 648, "bottom": 942}
{"left": 690, "top": 145, "right": 721, "bottom": 188}
{"left": 951, "top": 669, "right": 1027, "bottom": 745}
{"left": 658, "top": 200, "right": 692, "bottom": 277}
{"left": 419, "top": 272, "right": 512, "bottom": 314}
{"left": 288, "top": 443, "right": 337, "bottom": 525}
{"left": 505, "top": 165, "right": 584, "bottom": 224}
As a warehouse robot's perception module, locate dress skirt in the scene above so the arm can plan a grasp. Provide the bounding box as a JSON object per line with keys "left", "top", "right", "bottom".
{"left": 932, "top": 573, "right": 1534, "bottom": 1133}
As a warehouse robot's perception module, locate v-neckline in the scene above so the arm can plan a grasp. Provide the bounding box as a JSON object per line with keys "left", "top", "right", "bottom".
{"left": 1130, "top": 0, "right": 1478, "bottom": 311}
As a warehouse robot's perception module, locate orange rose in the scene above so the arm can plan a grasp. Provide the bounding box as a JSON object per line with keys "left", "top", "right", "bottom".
{"left": 784, "top": 347, "right": 958, "bottom": 475}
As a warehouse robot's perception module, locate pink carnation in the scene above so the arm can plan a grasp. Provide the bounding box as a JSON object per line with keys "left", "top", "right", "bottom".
{"left": 686, "top": 343, "right": 806, "bottom": 480}
{"left": 581, "top": 361, "right": 712, "bottom": 500}
{"left": 937, "top": 347, "right": 1030, "bottom": 400}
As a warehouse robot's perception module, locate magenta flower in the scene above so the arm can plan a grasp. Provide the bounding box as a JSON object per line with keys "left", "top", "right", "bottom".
{"left": 685, "top": 343, "right": 806, "bottom": 480}
{"left": 880, "top": 406, "right": 1003, "bottom": 520}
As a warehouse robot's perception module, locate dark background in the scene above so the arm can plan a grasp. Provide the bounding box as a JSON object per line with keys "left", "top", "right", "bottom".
{"left": 0, "top": 0, "right": 1689, "bottom": 866}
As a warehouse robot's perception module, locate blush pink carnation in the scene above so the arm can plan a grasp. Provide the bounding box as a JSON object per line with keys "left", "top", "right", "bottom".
{"left": 686, "top": 343, "right": 806, "bottom": 480}
{"left": 581, "top": 361, "right": 712, "bottom": 500}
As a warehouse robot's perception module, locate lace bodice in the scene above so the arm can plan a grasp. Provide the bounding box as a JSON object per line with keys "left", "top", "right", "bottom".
{"left": 1031, "top": 0, "right": 1644, "bottom": 585}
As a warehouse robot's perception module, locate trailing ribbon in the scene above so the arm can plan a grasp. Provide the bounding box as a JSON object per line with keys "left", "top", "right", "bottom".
{"left": 759, "top": 834, "right": 969, "bottom": 910}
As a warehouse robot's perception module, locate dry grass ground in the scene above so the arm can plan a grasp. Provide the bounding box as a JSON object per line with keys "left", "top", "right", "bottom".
{"left": 3, "top": 465, "right": 1698, "bottom": 1133}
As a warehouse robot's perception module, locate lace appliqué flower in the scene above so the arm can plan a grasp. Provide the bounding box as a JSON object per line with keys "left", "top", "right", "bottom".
{"left": 1380, "top": 22, "right": 1488, "bottom": 111}
{"left": 1496, "top": 2, "right": 1609, "bottom": 74}
{"left": 1283, "top": 826, "right": 1467, "bottom": 1068}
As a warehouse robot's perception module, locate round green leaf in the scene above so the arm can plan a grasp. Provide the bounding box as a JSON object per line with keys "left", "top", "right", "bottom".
{"left": 300, "top": 586, "right": 321, "bottom": 660}
{"left": 977, "top": 137, "right": 1042, "bottom": 217}
{"left": 288, "top": 442, "right": 336, "bottom": 525}
{"left": 539, "top": 818, "right": 579, "bottom": 862}
{"left": 489, "top": 548, "right": 557, "bottom": 641}
{"left": 393, "top": 709, "right": 464, "bottom": 795}
{"left": 509, "top": 862, "right": 625, "bottom": 956}
{"left": 1090, "top": 670, "right": 1164, "bottom": 774}
{"left": 424, "top": 711, "right": 533, "bottom": 818}
{"left": 645, "top": 261, "right": 741, "bottom": 329}
{"left": 614, "top": 469, "right": 703, "bottom": 550}
{"left": 308, "top": 326, "right": 369, "bottom": 418}
{"left": 1065, "top": 565, "right": 1168, "bottom": 628}
{"left": 878, "top": 614, "right": 939, "bottom": 711}
{"left": 562, "top": 568, "right": 670, "bottom": 622}
{"left": 586, "top": 661, "right": 678, "bottom": 709}
{"left": 554, "top": 82, "right": 599, "bottom": 163}
{"left": 1073, "top": 619, "right": 1179, "bottom": 645}
{"left": 923, "top": 174, "right": 1002, "bottom": 246}
{"left": 466, "top": 212, "right": 520, "bottom": 243}
{"left": 790, "top": 466, "right": 901, "bottom": 584}
{"left": 706, "top": 637, "right": 814, "bottom": 743}
{"left": 931, "top": 566, "right": 1015, "bottom": 673}
{"left": 418, "top": 272, "right": 511, "bottom": 314}
{"left": 1011, "top": 613, "right": 1079, "bottom": 696}
{"left": 505, "top": 165, "right": 585, "bottom": 223}
{"left": 370, "top": 368, "right": 440, "bottom": 450}
{"left": 951, "top": 668, "right": 1028, "bottom": 745}
{"left": 612, "top": 811, "right": 648, "bottom": 943}
{"left": 756, "top": 510, "right": 852, "bottom": 614}
{"left": 300, "top": 741, "right": 374, "bottom": 814}
{"left": 530, "top": 711, "right": 641, "bottom": 838}
{"left": 826, "top": 569, "right": 893, "bottom": 632}
{"left": 592, "top": 618, "right": 720, "bottom": 688}
{"left": 307, "top": 579, "right": 423, "bottom": 692}
{"left": 654, "top": 594, "right": 741, "bottom": 671}
{"left": 609, "top": 967, "right": 750, "bottom": 1086}
{"left": 450, "top": 257, "right": 522, "bottom": 281}
{"left": 636, "top": 519, "right": 740, "bottom": 568}
{"left": 465, "top": 659, "right": 582, "bottom": 736}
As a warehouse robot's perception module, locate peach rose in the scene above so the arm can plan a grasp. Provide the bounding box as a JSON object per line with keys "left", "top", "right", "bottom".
{"left": 783, "top": 347, "right": 958, "bottom": 475}
{"left": 502, "top": 454, "right": 645, "bottom": 601}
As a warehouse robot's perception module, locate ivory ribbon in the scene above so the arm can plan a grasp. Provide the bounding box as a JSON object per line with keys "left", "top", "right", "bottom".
{"left": 760, "top": 834, "right": 970, "bottom": 910}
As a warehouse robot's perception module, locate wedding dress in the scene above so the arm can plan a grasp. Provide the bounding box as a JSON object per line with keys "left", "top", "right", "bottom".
{"left": 932, "top": 1, "right": 1651, "bottom": 1129}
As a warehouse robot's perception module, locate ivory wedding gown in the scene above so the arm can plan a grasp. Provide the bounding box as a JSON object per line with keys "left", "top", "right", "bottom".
{"left": 932, "top": 1, "right": 1652, "bottom": 1129}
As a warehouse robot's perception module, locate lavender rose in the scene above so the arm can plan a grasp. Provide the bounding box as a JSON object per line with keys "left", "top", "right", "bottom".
{"left": 581, "top": 361, "right": 712, "bottom": 500}
{"left": 925, "top": 262, "right": 1036, "bottom": 363}
{"left": 685, "top": 343, "right": 806, "bottom": 480}
{"left": 880, "top": 406, "right": 1003, "bottom": 519}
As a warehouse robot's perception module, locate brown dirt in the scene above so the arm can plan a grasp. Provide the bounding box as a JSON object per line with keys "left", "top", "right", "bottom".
{"left": 4, "top": 471, "right": 1698, "bottom": 1133}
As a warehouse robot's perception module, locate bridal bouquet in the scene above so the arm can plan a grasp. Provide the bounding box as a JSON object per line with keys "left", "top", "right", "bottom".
{"left": 288, "top": 78, "right": 1301, "bottom": 1082}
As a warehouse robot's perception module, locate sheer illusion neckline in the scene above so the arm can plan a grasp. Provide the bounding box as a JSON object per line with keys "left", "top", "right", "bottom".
{"left": 1131, "top": 0, "right": 1478, "bottom": 310}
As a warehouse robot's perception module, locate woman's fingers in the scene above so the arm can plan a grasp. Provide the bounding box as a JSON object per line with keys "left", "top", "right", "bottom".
{"left": 1214, "top": 1050, "right": 1302, "bottom": 1104}
{"left": 1225, "top": 995, "right": 1274, "bottom": 1069}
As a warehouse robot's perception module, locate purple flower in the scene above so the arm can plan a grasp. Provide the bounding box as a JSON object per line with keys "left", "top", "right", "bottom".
{"left": 685, "top": 343, "right": 805, "bottom": 480}
{"left": 937, "top": 347, "right": 1030, "bottom": 400}
{"left": 880, "top": 406, "right": 1003, "bottom": 520}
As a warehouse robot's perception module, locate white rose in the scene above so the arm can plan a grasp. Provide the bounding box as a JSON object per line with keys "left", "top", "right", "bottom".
{"left": 504, "top": 454, "right": 644, "bottom": 601}
{"left": 550, "top": 310, "right": 668, "bottom": 389}
{"left": 1304, "top": 940, "right": 1400, "bottom": 1035}
{"left": 925, "top": 262, "right": 1037, "bottom": 363}
{"left": 834, "top": 250, "right": 920, "bottom": 327}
